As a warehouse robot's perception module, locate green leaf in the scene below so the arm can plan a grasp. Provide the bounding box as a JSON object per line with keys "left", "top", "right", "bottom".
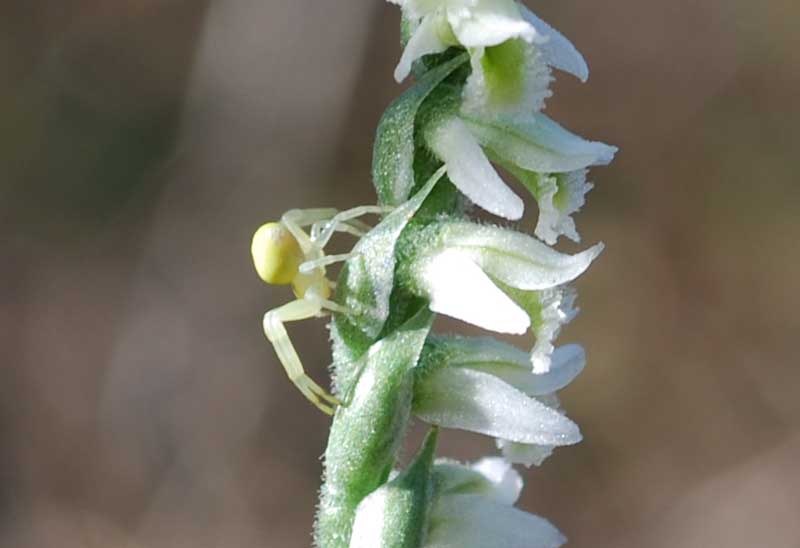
{"left": 372, "top": 53, "right": 467, "bottom": 206}
{"left": 316, "top": 309, "right": 434, "bottom": 548}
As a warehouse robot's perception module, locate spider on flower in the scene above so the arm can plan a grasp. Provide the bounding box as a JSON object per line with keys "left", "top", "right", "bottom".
{"left": 250, "top": 206, "right": 389, "bottom": 415}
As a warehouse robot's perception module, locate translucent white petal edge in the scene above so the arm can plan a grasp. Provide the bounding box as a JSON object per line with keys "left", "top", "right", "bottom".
{"left": 519, "top": 3, "right": 589, "bottom": 82}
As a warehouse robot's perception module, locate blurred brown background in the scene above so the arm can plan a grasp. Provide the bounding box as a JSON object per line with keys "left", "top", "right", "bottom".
{"left": 1, "top": 0, "right": 799, "bottom": 546}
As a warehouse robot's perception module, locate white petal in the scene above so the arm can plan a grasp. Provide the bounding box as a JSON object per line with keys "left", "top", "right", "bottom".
{"left": 497, "top": 438, "right": 555, "bottom": 467}
{"left": 425, "top": 495, "right": 566, "bottom": 548}
{"left": 447, "top": 0, "right": 537, "bottom": 47}
{"left": 427, "top": 116, "right": 524, "bottom": 220}
{"left": 463, "top": 110, "right": 617, "bottom": 173}
{"left": 436, "top": 221, "right": 604, "bottom": 290}
{"left": 519, "top": 4, "right": 589, "bottom": 82}
{"left": 394, "top": 14, "right": 450, "bottom": 82}
{"left": 414, "top": 366, "right": 581, "bottom": 446}
{"left": 421, "top": 250, "right": 530, "bottom": 334}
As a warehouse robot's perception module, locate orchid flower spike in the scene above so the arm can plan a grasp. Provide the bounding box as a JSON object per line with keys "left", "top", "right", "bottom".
{"left": 260, "top": 0, "right": 620, "bottom": 545}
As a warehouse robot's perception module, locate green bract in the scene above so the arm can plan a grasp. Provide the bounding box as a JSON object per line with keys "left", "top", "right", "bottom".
{"left": 373, "top": 55, "right": 467, "bottom": 207}
{"left": 331, "top": 168, "right": 444, "bottom": 391}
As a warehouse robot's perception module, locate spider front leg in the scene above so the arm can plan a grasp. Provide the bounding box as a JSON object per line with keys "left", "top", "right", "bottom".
{"left": 313, "top": 205, "right": 394, "bottom": 248}
{"left": 263, "top": 298, "right": 341, "bottom": 415}
{"left": 281, "top": 208, "right": 339, "bottom": 256}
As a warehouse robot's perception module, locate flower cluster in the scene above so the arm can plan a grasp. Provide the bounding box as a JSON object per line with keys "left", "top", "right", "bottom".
{"left": 255, "top": 1, "right": 615, "bottom": 546}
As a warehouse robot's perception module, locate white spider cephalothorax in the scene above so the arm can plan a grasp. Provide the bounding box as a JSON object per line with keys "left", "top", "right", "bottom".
{"left": 251, "top": 206, "right": 388, "bottom": 414}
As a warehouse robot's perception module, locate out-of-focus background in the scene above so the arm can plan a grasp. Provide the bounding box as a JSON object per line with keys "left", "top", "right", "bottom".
{"left": 2, "top": 0, "right": 798, "bottom": 546}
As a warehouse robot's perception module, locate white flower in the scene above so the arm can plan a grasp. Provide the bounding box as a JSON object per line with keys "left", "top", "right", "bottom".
{"left": 425, "top": 457, "right": 566, "bottom": 548}
{"left": 413, "top": 336, "right": 586, "bottom": 457}
{"left": 391, "top": 0, "right": 588, "bottom": 120}
{"left": 386, "top": 0, "right": 615, "bottom": 222}
{"left": 424, "top": 106, "right": 616, "bottom": 220}
{"left": 392, "top": 0, "right": 538, "bottom": 82}
{"left": 408, "top": 220, "right": 602, "bottom": 334}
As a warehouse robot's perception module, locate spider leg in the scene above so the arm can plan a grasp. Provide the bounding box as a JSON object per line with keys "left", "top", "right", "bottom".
{"left": 315, "top": 205, "right": 394, "bottom": 248}
{"left": 310, "top": 220, "right": 366, "bottom": 241}
{"left": 281, "top": 209, "right": 338, "bottom": 256}
{"left": 315, "top": 296, "right": 353, "bottom": 316}
{"left": 263, "top": 298, "right": 341, "bottom": 415}
{"left": 299, "top": 253, "right": 355, "bottom": 274}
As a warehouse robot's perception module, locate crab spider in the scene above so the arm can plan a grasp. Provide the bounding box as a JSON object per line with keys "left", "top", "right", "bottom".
{"left": 251, "top": 205, "right": 390, "bottom": 415}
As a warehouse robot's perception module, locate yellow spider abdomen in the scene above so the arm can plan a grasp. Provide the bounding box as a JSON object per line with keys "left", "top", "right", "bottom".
{"left": 251, "top": 222, "right": 304, "bottom": 285}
